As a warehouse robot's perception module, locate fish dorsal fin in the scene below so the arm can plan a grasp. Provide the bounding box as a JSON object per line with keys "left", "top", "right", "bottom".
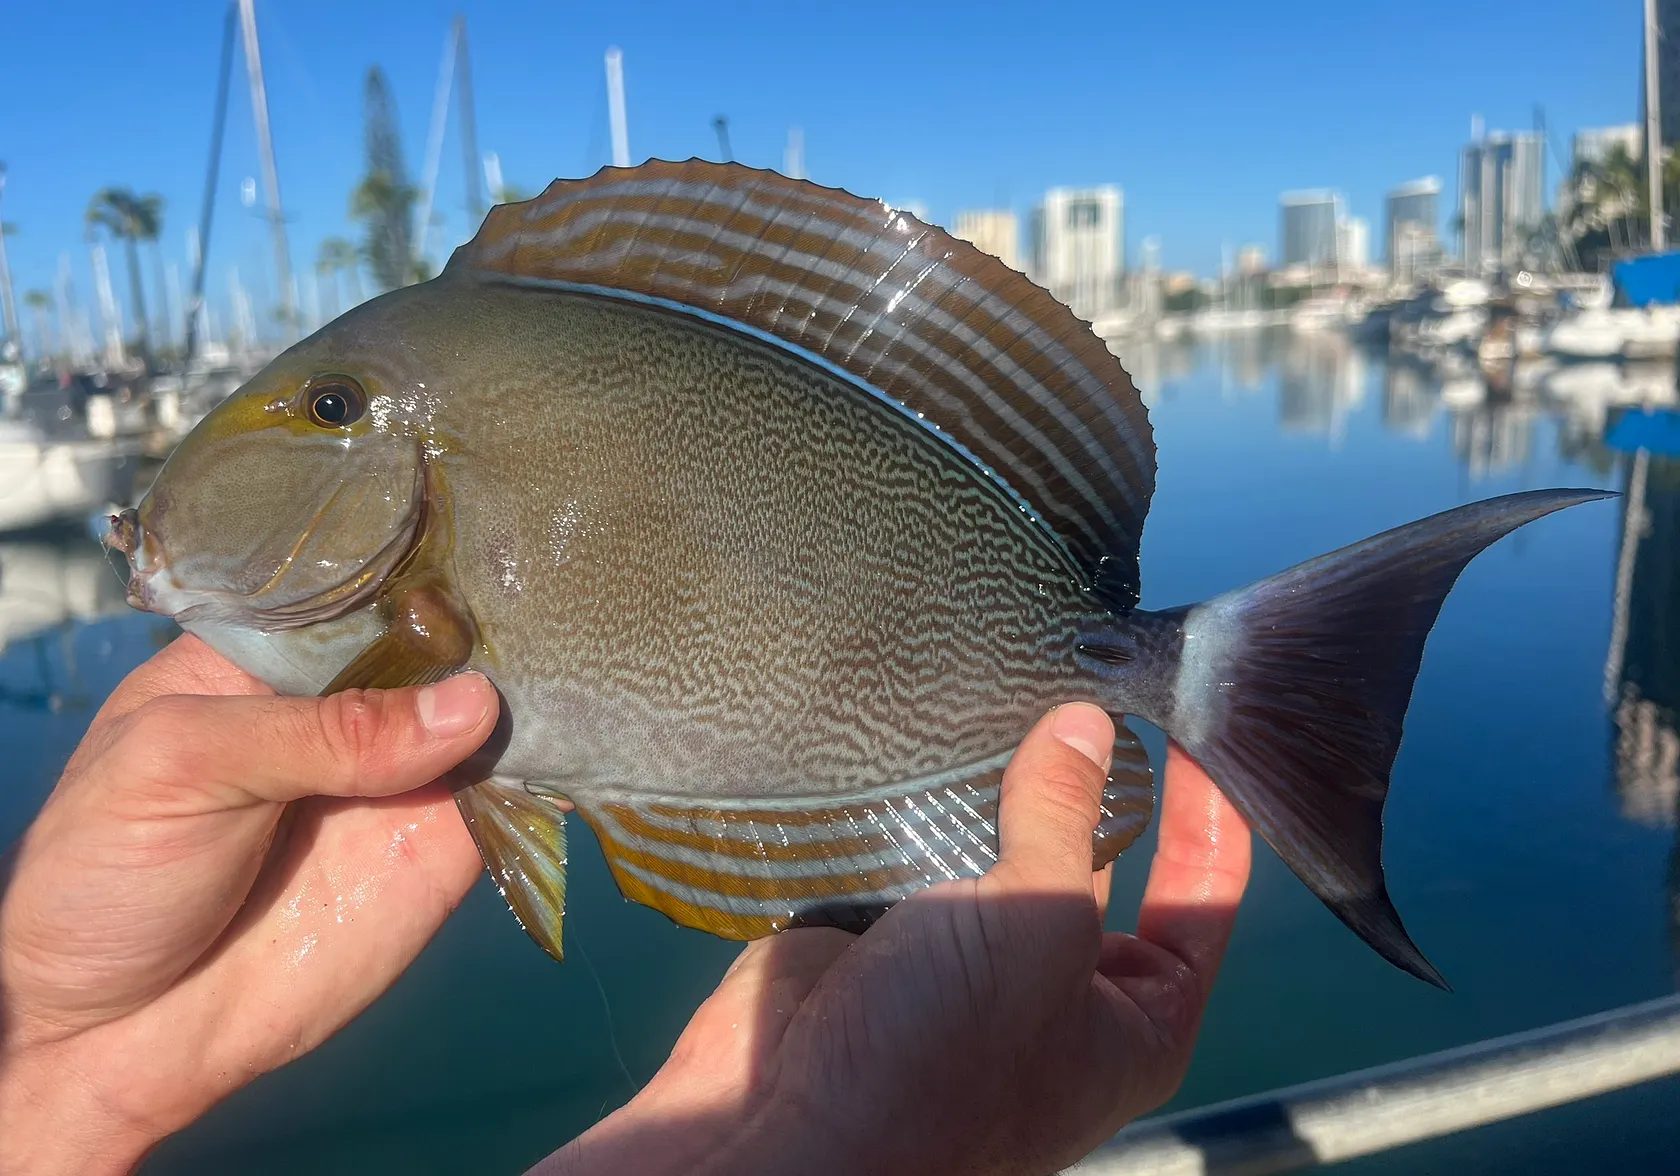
{"left": 574, "top": 723, "right": 1153, "bottom": 940}
{"left": 450, "top": 160, "right": 1156, "bottom": 609}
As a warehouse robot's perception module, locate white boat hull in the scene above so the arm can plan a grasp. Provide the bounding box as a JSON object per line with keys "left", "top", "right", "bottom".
{"left": 0, "top": 437, "right": 128, "bottom": 533}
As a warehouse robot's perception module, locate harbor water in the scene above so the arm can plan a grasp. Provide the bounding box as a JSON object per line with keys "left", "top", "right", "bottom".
{"left": 2, "top": 333, "right": 1676, "bottom": 1172}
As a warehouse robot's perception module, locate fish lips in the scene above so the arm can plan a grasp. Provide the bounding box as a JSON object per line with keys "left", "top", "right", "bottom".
{"left": 105, "top": 494, "right": 425, "bottom": 632}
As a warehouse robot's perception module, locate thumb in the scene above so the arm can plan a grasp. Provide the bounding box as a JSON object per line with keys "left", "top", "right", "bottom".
{"left": 987, "top": 703, "right": 1114, "bottom": 895}
{"left": 111, "top": 673, "right": 499, "bottom": 809}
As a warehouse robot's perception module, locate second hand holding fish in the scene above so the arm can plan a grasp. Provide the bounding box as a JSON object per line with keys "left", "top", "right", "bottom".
{"left": 539, "top": 707, "right": 1252, "bottom": 1176}
{"left": 0, "top": 635, "right": 1248, "bottom": 1174}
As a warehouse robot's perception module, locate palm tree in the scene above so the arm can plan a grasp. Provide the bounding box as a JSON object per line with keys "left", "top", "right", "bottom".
{"left": 351, "top": 169, "right": 423, "bottom": 291}
{"left": 317, "top": 237, "right": 362, "bottom": 312}
{"left": 314, "top": 244, "right": 340, "bottom": 323}
{"left": 0, "top": 220, "right": 18, "bottom": 348}
{"left": 23, "top": 289, "right": 53, "bottom": 364}
{"left": 1559, "top": 144, "right": 1674, "bottom": 266}
{"left": 354, "top": 68, "right": 423, "bottom": 292}
{"left": 144, "top": 221, "right": 169, "bottom": 352}
{"left": 86, "top": 188, "right": 164, "bottom": 367}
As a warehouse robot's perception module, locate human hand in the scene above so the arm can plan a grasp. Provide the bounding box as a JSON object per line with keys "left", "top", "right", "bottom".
{"left": 542, "top": 704, "right": 1253, "bottom": 1176}
{"left": 0, "top": 634, "right": 498, "bottom": 1174}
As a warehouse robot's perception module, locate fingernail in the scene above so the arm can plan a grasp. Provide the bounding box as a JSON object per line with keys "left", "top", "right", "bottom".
{"left": 417, "top": 674, "right": 492, "bottom": 738}
{"left": 1050, "top": 703, "right": 1113, "bottom": 771}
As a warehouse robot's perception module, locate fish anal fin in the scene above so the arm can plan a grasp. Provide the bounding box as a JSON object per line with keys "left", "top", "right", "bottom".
{"left": 576, "top": 723, "right": 1153, "bottom": 941}
{"left": 323, "top": 579, "right": 478, "bottom": 693}
{"left": 1094, "top": 725, "right": 1155, "bottom": 868}
{"left": 456, "top": 777, "right": 569, "bottom": 961}
{"left": 452, "top": 160, "right": 1156, "bottom": 610}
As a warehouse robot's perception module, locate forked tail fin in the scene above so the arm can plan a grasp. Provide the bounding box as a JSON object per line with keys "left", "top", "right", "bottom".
{"left": 1085, "top": 489, "right": 1614, "bottom": 988}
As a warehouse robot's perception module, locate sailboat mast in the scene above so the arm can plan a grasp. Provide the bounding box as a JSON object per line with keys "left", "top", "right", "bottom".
{"left": 455, "top": 16, "right": 484, "bottom": 222}
{"left": 415, "top": 19, "right": 459, "bottom": 267}
{"left": 606, "top": 48, "right": 630, "bottom": 168}
{"left": 1647, "top": 0, "right": 1666, "bottom": 251}
{"left": 185, "top": 2, "right": 237, "bottom": 367}
{"left": 237, "top": 0, "right": 295, "bottom": 334}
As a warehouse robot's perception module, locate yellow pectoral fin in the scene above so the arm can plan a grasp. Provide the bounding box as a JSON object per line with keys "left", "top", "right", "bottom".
{"left": 322, "top": 579, "right": 478, "bottom": 693}
{"left": 457, "top": 778, "right": 569, "bottom": 961}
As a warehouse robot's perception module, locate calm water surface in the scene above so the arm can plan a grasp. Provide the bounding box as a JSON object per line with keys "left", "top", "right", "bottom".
{"left": 2, "top": 333, "right": 1676, "bottom": 1173}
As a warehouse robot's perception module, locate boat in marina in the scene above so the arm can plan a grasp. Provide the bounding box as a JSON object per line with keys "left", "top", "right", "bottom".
{"left": 0, "top": 536, "right": 132, "bottom": 658}
{"left": 0, "top": 418, "right": 138, "bottom": 533}
{"left": 0, "top": 374, "right": 152, "bottom": 533}
{"left": 1544, "top": 256, "right": 1680, "bottom": 361}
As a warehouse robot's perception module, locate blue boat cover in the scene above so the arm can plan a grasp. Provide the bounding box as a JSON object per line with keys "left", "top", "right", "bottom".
{"left": 1606, "top": 407, "right": 1680, "bottom": 455}
{"left": 1613, "top": 252, "right": 1680, "bottom": 308}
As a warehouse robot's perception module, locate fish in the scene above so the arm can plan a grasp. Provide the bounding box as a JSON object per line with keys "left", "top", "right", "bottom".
{"left": 108, "top": 160, "right": 1610, "bottom": 989}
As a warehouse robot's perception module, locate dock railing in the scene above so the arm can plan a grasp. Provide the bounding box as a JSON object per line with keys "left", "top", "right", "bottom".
{"left": 1068, "top": 993, "right": 1680, "bottom": 1175}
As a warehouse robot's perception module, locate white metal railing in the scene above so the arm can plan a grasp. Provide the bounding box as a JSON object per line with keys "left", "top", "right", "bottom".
{"left": 1068, "top": 993, "right": 1680, "bottom": 1175}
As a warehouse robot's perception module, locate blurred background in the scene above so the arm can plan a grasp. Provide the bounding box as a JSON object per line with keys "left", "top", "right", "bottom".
{"left": 0, "top": 1, "right": 1677, "bottom": 1172}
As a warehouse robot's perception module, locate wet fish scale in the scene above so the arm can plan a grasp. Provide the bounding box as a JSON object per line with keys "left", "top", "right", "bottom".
{"left": 439, "top": 288, "right": 1103, "bottom": 796}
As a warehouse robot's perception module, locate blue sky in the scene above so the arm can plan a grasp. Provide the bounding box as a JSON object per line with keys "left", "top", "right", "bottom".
{"left": 0, "top": 0, "right": 1642, "bottom": 338}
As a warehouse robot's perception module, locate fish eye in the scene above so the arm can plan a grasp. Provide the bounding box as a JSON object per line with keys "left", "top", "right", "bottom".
{"left": 304, "top": 377, "right": 366, "bottom": 429}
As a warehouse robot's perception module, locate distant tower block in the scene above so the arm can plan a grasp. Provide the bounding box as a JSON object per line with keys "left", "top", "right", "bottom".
{"left": 953, "top": 209, "right": 1021, "bottom": 271}
{"left": 785, "top": 127, "right": 805, "bottom": 179}
{"left": 1029, "top": 187, "right": 1123, "bottom": 321}
{"left": 605, "top": 47, "right": 630, "bottom": 168}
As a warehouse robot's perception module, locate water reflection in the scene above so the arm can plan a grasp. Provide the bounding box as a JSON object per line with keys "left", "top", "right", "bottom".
{"left": 1128, "top": 330, "right": 1680, "bottom": 986}
{"left": 1383, "top": 357, "right": 1437, "bottom": 438}
{"left": 0, "top": 533, "right": 131, "bottom": 711}
{"left": 1599, "top": 436, "right": 1680, "bottom": 979}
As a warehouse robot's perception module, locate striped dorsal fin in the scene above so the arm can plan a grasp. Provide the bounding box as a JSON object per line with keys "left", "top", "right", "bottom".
{"left": 575, "top": 726, "right": 1153, "bottom": 940}
{"left": 449, "top": 159, "right": 1156, "bottom": 610}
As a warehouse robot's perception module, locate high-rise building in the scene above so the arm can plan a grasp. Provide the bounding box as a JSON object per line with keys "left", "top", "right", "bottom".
{"left": 1029, "top": 186, "right": 1123, "bottom": 322}
{"left": 1337, "top": 216, "right": 1370, "bottom": 270}
{"left": 952, "top": 210, "right": 1021, "bottom": 271}
{"left": 1385, "top": 177, "right": 1442, "bottom": 283}
{"left": 1279, "top": 191, "right": 1340, "bottom": 269}
{"left": 1459, "top": 130, "right": 1545, "bottom": 277}
{"left": 1649, "top": 0, "right": 1680, "bottom": 146}
{"left": 1385, "top": 178, "right": 1440, "bottom": 261}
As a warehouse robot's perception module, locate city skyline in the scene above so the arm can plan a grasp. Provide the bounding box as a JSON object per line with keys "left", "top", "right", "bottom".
{"left": 0, "top": 0, "right": 1645, "bottom": 345}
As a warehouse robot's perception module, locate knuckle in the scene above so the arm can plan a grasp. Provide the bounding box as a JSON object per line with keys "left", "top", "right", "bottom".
{"left": 122, "top": 695, "right": 212, "bottom": 780}
{"left": 312, "top": 690, "right": 390, "bottom": 766}
{"left": 1030, "top": 755, "right": 1104, "bottom": 825}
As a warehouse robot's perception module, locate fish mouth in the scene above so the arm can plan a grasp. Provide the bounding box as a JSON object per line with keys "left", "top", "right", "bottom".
{"left": 107, "top": 463, "right": 428, "bottom": 632}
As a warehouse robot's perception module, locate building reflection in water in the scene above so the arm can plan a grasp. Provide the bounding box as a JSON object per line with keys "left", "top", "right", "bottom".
{"left": 1382, "top": 356, "right": 1439, "bottom": 438}
{"left": 0, "top": 535, "right": 132, "bottom": 711}
{"left": 1276, "top": 331, "right": 1366, "bottom": 443}
{"left": 1108, "top": 335, "right": 1202, "bottom": 408}
{"left": 1236, "top": 334, "right": 1680, "bottom": 982}
{"left": 1598, "top": 413, "right": 1680, "bottom": 982}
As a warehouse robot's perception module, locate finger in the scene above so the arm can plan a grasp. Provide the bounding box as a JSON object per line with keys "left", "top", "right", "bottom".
{"left": 1134, "top": 741, "right": 1252, "bottom": 987}
{"left": 1093, "top": 860, "right": 1115, "bottom": 922}
{"left": 103, "top": 633, "right": 272, "bottom": 717}
{"left": 988, "top": 703, "right": 1114, "bottom": 895}
{"left": 63, "top": 635, "right": 272, "bottom": 777}
{"left": 112, "top": 673, "right": 500, "bottom": 809}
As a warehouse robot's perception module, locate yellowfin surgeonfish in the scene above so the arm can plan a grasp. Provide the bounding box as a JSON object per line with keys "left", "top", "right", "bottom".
{"left": 109, "top": 161, "right": 1610, "bottom": 986}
